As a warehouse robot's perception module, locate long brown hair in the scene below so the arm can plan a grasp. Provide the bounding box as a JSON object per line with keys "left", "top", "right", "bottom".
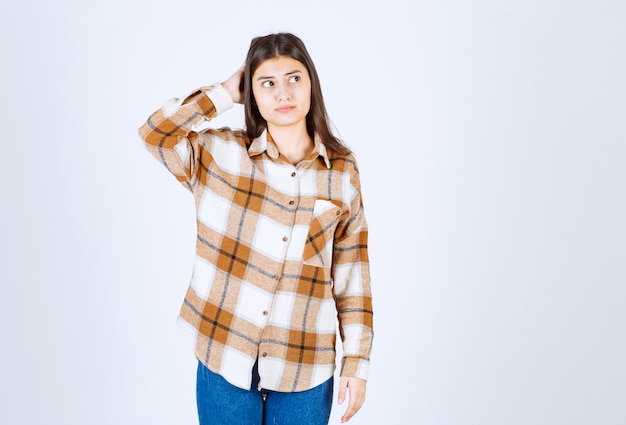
{"left": 242, "top": 33, "right": 350, "bottom": 156}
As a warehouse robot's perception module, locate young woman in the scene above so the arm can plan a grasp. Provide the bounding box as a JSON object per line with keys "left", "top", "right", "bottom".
{"left": 139, "top": 33, "right": 373, "bottom": 425}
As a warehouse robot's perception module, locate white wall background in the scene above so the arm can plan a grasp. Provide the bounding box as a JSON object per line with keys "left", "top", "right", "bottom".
{"left": 1, "top": 0, "right": 625, "bottom": 424}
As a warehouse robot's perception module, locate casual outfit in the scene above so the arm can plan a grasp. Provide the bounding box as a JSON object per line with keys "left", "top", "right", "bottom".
{"left": 139, "top": 84, "right": 373, "bottom": 421}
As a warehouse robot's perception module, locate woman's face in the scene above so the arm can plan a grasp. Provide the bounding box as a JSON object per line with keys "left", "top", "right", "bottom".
{"left": 251, "top": 56, "right": 311, "bottom": 132}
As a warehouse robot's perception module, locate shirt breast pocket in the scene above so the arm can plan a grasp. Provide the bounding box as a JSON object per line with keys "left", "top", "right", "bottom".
{"left": 302, "top": 199, "right": 343, "bottom": 268}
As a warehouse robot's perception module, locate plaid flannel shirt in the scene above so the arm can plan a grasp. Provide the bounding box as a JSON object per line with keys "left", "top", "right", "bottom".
{"left": 138, "top": 84, "right": 373, "bottom": 392}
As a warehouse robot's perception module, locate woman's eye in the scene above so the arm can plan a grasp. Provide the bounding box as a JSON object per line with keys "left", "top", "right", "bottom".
{"left": 289, "top": 75, "right": 300, "bottom": 83}
{"left": 262, "top": 81, "right": 273, "bottom": 88}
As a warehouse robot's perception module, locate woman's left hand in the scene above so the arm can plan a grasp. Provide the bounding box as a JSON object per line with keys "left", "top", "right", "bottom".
{"left": 338, "top": 377, "right": 367, "bottom": 422}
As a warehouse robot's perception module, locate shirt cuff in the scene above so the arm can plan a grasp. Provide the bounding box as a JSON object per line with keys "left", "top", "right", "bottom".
{"left": 205, "top": 83, "right": 234, "bottom": 115}
{"left": 340, "top": 356, "right": 370, "bottom": 381}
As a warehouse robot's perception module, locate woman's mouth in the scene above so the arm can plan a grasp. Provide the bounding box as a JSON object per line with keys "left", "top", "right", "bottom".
{"left": 275, "top": 105, "right": 296, "bottom": 113}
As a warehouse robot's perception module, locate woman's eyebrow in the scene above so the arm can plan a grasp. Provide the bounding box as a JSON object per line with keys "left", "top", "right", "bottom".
{"left": 256, "top": 69, "right": 303, "bottom": 80}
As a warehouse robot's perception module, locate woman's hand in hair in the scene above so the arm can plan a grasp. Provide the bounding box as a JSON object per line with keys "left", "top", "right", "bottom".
{"left": 222, "top": 63, "right": 245, "bottom": 104}
{"left": 338, "top": 376, "right": 367, "bottom": 423}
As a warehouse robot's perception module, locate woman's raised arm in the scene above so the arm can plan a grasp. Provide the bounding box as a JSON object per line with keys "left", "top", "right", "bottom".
{"left": 137, "top": 84, "right": 234, "bottom": 190}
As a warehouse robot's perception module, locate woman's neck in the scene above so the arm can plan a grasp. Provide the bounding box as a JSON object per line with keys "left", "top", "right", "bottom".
{"left": 267, "top": 123, "right": 314, "bottom": 165}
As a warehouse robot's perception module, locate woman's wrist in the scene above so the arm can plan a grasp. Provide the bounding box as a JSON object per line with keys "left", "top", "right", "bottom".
{"left": 222, "top": 79, "right": 240, "bottom": 103}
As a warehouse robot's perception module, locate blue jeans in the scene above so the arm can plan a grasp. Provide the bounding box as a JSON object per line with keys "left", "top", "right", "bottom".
{"left": 196, "top": 361, "right": 333, "bottom": 425}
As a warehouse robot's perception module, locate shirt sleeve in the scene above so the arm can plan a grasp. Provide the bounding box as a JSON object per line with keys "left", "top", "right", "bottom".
{"left": 332, "top": 155, "right": 374, "bottom": 381}
{"left": 137, "top": 84, "right": 234, "bottom": 190}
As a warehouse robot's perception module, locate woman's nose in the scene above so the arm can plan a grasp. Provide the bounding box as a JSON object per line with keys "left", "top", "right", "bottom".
{"left": 276, "top": 84, "right": 290, "bottom": 101}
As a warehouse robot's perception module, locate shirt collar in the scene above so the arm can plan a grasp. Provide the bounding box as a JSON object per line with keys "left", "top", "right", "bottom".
{"left": 248, "top": 130, "right": 331, "bottom": 169}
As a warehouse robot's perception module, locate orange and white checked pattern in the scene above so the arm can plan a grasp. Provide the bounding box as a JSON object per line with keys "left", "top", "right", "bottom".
{"left": 139, "top": 84, "right": 373, "bottom": 392}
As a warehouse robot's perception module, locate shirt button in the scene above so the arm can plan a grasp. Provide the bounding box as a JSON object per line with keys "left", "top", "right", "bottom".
{"left": 262, "top": 310, "right": 269, "bottom": 316}
{"left": 291, "top": 172, "right": 296, "bottom": 177}
{"left": 282, "top": 236, "right": 288, "bottom": 242}
{"left": 262, "top": 352, "right": 268, "bottom": 357}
